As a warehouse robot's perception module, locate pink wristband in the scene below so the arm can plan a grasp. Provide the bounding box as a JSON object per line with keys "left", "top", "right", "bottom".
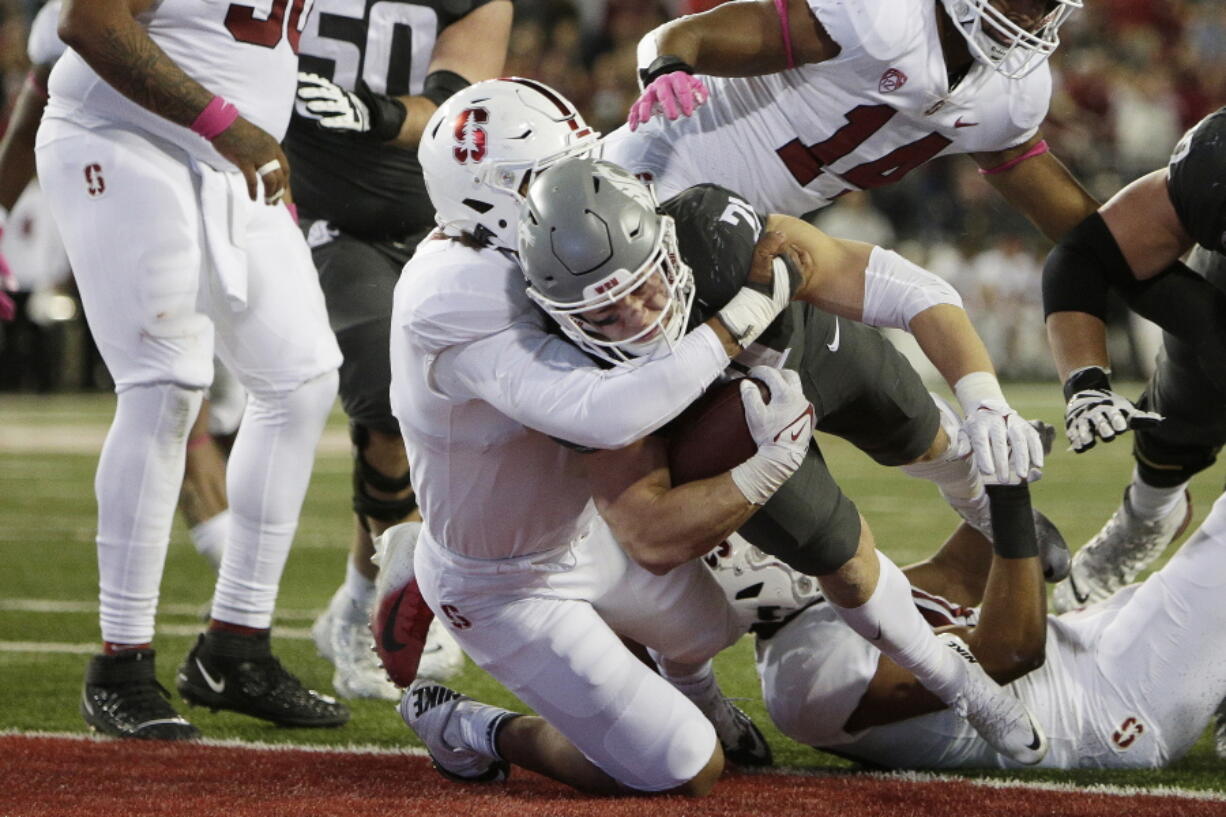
{"left": 774, "top": 0, "right": 796, "bottom": 69}
{"left": 190, "top": 96, "right": 239, "bottom": 141}
{"left": 978, "top": 139, "right": 1049, "bottom": 176}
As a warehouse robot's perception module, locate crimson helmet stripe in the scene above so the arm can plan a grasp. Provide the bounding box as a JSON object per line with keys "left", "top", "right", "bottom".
{"left": 503, "top": 76, "right": 583, "bottom": 131}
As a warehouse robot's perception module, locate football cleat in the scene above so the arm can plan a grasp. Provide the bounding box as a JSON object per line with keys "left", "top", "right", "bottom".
{"left": 81, "top": 649, "right": 200, "bottom": 740}
{"left": 940, "top": 634, "right": 1047, "bottom": 766}
{"left": 371, "top": 522, "right": 446, "bottom": 687}
{"left": 312, "top": 586, "right": 401, "bottom": 701}
{"left": 707, "top": 696, "right": 773, "bottom": 767}
{"left": 399, "top": 680, "right": 512, "bottom": 783}
{"left": 176, "top": 630, "right": 349, "bottom": 727}
{"left": 1051, "top": 487, "right": 1191, "bottom": 614}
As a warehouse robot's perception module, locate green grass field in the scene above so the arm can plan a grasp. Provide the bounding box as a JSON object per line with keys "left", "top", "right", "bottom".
{"left": 2, "top": 385, "right": 1224, "bottom": 793}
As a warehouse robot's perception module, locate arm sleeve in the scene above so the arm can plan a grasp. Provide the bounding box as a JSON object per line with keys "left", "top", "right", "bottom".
{"left": 860, "top": 246, "right": 963, "bottom": 330}
{"left": 434, "top": 321, "right": 732, "bottom": 449}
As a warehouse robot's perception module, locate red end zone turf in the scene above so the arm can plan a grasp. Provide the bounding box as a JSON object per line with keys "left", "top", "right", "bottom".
{"left": 3, "top": 734, "right": 1224, "bottom": 817}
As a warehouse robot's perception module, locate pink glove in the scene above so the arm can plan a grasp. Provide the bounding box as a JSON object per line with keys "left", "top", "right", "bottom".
{"left": 628, "top": 72, "right": 709, "bottom": 131}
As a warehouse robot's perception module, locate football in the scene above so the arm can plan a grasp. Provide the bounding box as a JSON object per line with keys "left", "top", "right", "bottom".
{"left": 667, "top": 377, "right": 765, "bottom": 484}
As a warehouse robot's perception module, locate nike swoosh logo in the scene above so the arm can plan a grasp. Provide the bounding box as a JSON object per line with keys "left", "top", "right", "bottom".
{"left": 954, "top": 117, "right": 978, "bottom": 128}
{"left": 1067, "top": 573, "right": 1089, "bottom": 605}
{"left": 1026, "top": 722, "right": 1043, "bottom": 751}
{"left": 381, "top": 586, "right": 409, "bottom": 653}
{"left": 826, "top": 319, "right": 840, "bottom": 352}
{"left": 195, "top": 658, "right": 225, "bottom": 694}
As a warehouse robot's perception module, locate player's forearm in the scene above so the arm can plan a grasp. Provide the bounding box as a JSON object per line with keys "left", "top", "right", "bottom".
{"left": 1045, "top": 311, "right": 1109, "bottom": 383}
{"left": 598, "top": 475, "right": 756, "bottom": 575}
{"left": 907, "top": 305, "right": 998, "bottom": 392}
{"left": 0, "top": 71, "right": 49, "bottom": 211}
{"left": 58, "top": 0, "right": 218, "bottom": 130}
{"left": 976, "top": 146, "right": 1099, "bottom": 243}
{"left": 642, "top": 4, "right": 789, "bottom": 78}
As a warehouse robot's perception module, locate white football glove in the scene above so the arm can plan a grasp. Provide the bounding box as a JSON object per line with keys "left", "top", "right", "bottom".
{"left": 730, "top": 366, "right": 815, "bottom": 505}
{"left": 296, "top": 72, "right": 372, "bottom": 133}
{"left": 1062, "top": 365, "right": 1162, "bottom": 453}
{"left": 716, "top": 256, "right": 797, "bottom": 350}
{"left": 955, "top": 372, "right": 1044, "bottom": 485}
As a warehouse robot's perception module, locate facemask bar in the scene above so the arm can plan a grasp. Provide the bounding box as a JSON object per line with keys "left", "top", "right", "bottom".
{"left": 527, "top": 217, "right": 696, "bottom": 366}
{"left": 950, "top": 0, "right": 1081, "bottom": 80}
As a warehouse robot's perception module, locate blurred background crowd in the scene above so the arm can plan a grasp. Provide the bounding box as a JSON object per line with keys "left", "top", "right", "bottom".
{"left": 1, "top": 0, "right": 1222, "bottom": 388}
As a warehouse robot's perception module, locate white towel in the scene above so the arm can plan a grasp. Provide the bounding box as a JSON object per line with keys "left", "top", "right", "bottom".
{"left": 194, "top": 158, "right": 251, "bottom": 311}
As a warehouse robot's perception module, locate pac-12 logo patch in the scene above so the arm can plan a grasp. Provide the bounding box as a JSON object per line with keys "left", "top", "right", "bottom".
{"left": 1112, "top": 716, "right": 1145, "bottom": 749}
{"left": 453, "top": 107, "right": 489, "bottom": 164}
{"left": 879, "top": 68, "right": 907, "bottom": 93}
{"left": 83, "top": 163, "right": 106, "bottom": 198}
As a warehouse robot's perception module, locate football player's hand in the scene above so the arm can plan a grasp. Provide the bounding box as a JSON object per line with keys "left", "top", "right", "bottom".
{"left": 628, "top": 71, "right": 708, "bottom": 130}
{"left": 1063, "top": 366, "right": 1162, "bottom": 453}
{"left": 212, "top": 116, "right": 291, "bottom": 204}
{"left": 296, "top": 73, "right": 407, "bottom": 142}
{"left": 715, "top": 243, "right": 799, "bottom": 350}
{"left": 731, "top": 366, "right": 814, "bottom": 504}
{"left": 963, "top": 399, "right": 1044, "bottom": 485}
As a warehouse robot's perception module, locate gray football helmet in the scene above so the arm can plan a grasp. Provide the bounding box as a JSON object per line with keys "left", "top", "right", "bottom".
{"left": 518, "top": 158, "right": 695, "bottom": 365}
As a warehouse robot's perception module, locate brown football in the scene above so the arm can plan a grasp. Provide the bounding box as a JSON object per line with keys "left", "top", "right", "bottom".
{"left": 667, "top": 378, "right": 766, "bottom": 484}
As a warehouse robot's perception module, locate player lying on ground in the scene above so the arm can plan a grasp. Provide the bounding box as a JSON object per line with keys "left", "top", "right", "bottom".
{"left": 725, "top": 474, "right": 1226, "bottom": 769}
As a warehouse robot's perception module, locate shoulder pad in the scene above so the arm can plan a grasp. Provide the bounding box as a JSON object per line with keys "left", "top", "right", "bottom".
{"left": 1168, "top": 108, "right": 1226, "bottom": 252}
{"left": 1005, "top": 63, "right": 1052, "bottom": 133}
{"left": 28, "top": 1, "right": 66, "bottom": 66}
{"left": 400, "top": 242, "right": 536, "bottom": 353}
{"left": 808, "top": 0, "right": 922, "bottom": 63}
{"left": 663, "top": 185, "right": 766, "bottom": 327}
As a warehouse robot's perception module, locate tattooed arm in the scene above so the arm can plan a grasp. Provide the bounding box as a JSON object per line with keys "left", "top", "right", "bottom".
{"left": 57, "top": 0, "right": 290, "bottom": 201}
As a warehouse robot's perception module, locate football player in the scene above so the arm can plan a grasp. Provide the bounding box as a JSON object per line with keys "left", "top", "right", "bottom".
{"left": 38, "top": 0, "right": 346, "bottom": 738}
{"left": 724, "top": 474, "right": 1226, "bottom": 769}
{"left": 604, "top": 0, "right": 1097, "bottom": 246}
{"left": 284, "top": 0, "right": 512, "bottom": 699}
{"left": 386, "top": 77, "right": 809, "bottom": 795}
{"left": 1041, "top": 108, "right": 1226, "bottom": 753}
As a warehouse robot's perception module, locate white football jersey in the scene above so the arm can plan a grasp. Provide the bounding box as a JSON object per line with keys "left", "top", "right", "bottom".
{"left": 757, "top": 591, "right": 1140, "bottom": 769}
{"left": 43, "top": 0, "right": 311, "bottom": 169}
{"left": 390, "top": 238, "right": 730, "bottom": 560}
{"left": 603, "top": 0, "right": 1050, "bottom": 215}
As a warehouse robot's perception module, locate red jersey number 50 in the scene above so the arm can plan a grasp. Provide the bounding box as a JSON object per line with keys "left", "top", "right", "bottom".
{"left": 226, "top": 0, "right": 310, "bottom": 53}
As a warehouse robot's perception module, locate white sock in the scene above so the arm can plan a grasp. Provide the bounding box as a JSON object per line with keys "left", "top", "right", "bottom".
{"left": 1128, "top": 468, "right": 1188, "bottom": 520}
{"left": 651, "top": 654, "right": 721, "bottom": 708}
{"left": 189, "top": 510, "right": 229, "bottom": 571}
{"left": 449, "top": 700, "right": 518, "bottom": 761}
{"left": 343, "top": 558, "right": 376, "bottom": 616}
{"left": 827, "top": 551, "right": 966, "bottom": 704}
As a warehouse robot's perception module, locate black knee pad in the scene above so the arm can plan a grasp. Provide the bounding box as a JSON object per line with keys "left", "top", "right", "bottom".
{"left": 1132, "top": 378, "right": 1225, "bottom": 488}
{"left": 1132, "top": 426, "right": 1221, "bottom": 488}
{"left": 350, "top": 422, "right": 417, "bottom": 523}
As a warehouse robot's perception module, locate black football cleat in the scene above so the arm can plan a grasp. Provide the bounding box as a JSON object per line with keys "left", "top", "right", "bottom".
{"left": 176, "top": 630, "right": 349, "bottom": 728}
{"left": 81, "top": 649, "right": 201, "bottom": 740}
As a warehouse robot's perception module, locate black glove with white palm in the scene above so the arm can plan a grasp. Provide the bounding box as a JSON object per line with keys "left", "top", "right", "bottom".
{"left": 295, "top": 72, "right": 407, "bottom": 143}
{"left": 1062, "top": 365, "right": 1162, "bottom": 453}
{"left": 956, "top": 372, "right": 1046, "bottom": 485}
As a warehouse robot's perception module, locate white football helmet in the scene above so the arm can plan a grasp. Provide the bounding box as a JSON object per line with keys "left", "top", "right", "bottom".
{"left": 940, "top": 0, "right": 1082, "bottom": 79}
{"left": 704, "top": 535, "right": 822, "bottom": 634}
{"left": 518, "top": 157, "right": 695, "bottom": 366}
{"left": 418, "top": 77, "right": 600, "bottom": 249}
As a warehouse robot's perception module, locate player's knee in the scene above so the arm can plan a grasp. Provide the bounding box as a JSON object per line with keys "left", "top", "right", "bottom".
{"left": 786, "top": 525, "right": 860, "bottom": 576}
{"left": 668, "top": 746, "right": 723, "bottom": 797}
{"left": 350, "top": 421, "right": 416, "bottom": 523}
{"left": 1133, "top": 430, "right": 1220, "bottom": 488}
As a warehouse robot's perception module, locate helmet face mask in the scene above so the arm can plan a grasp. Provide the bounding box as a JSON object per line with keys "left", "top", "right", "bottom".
{"left": 941, "top": 0, "right": 1082, "bottom": 79}
{"left": 418, "top": 78, "right": 600, "bottom": 249}
{"left": 519, "top": 159, "right": 696, "bottom": 367}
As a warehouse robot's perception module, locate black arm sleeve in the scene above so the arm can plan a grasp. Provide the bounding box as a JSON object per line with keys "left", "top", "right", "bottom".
{"left": 1041, "top": 212, "right": 1131, "bottom": 321}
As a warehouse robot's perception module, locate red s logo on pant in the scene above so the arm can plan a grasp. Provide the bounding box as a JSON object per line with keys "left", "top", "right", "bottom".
{"left": 84, "top": 164, "right": 106, "bottom": 198}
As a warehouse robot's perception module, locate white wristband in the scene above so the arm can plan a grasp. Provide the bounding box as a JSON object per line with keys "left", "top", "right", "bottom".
{"left": 729, "top": 441, "right": 805, "bottom": 505}
{"left": 716, "top": 257, "right": 791, "bottom": 349}
{"left": 953, "top": 371, "right": 1006, "bottom": 415}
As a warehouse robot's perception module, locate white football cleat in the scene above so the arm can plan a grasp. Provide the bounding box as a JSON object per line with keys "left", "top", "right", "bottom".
{"left": 940, "top": 634, "right": 1047, "bottom": 766}
{"left": 1052, "top": 488, "right": 1191, "bottom": 613}
{"left": 399, "top": 680, "right": 512, "bottom": 783}
{"left": 312, "top": 586, "right": 400, "bottom": 701}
